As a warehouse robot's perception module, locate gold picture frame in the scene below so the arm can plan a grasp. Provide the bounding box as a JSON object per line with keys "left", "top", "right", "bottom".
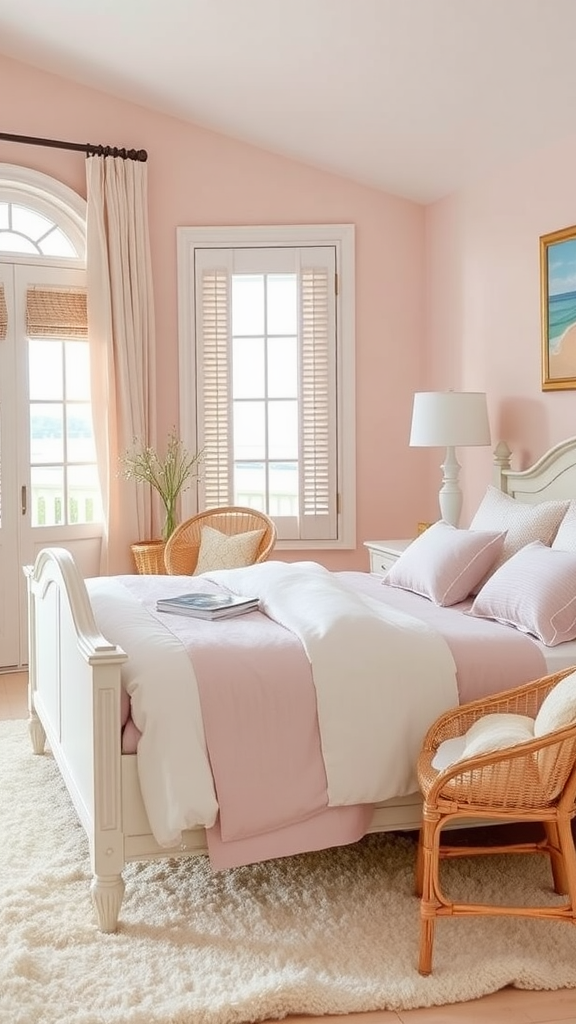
{"left": 541, "top": 224, "right": 576, "bottom": 390}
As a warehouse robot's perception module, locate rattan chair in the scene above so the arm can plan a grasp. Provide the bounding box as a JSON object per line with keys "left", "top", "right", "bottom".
{"left": 415, "top": 667, "right": 576, "bottom": 976}
{"left": 163, "top": 505, "right": 277, "bottom": 575}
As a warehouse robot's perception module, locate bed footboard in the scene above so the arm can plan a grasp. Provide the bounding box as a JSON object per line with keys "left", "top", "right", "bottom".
{"left": 24, "top": 547, "right": 129, "bottom": 931}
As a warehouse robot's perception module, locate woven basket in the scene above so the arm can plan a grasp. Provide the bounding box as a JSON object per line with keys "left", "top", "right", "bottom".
{"left": 131, "top": 540, "right": 167, "bottom": 575}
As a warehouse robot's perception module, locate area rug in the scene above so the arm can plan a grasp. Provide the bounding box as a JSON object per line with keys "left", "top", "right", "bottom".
{"left": 1, "top": 720, "right": 576, "bottom": 1024}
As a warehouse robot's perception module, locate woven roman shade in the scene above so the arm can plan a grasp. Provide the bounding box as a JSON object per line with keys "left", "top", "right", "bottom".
{"left": 26, "top": 287, "right": 88, "bottom": 338}
{"left": 0, "top": 284, "right": 7, "bottom": 341}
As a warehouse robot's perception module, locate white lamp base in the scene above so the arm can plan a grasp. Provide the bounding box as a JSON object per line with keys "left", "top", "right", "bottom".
{"left": 438, "top": 446, "right": 462, "bottom": 527}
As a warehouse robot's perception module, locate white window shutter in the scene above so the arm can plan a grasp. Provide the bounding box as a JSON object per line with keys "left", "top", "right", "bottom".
{"left": 299, "top": 252, "right": 338, "bottom": 540}
{"left": 0, "top": 284, "right": 6, "bottom": 341}
{"left": 196, "top": 263, "right": 232, "bottom": 508}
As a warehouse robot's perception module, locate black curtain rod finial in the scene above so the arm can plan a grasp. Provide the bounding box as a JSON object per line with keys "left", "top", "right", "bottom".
{"left": 0, "top": 131, "right": 147, "bottom": 162}
{"left": 87, "top": 144, "right": 148, "bottom": 161}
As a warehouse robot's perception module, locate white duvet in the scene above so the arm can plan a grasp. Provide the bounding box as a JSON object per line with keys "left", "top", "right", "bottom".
{"left": 206, "top": 561, "right": 458, "bottom": 805}
{"left": 88, "top": 562, "right": 458, "bottom": 846}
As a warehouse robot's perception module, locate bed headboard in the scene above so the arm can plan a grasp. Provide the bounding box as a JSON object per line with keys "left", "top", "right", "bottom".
{"left": 493, "top": 437, "right": 576, "bottom": 504}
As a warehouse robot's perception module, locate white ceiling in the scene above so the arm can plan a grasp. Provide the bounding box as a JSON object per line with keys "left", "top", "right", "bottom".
{"left": 1, "top": 0, "right": 575, "bottom": 204}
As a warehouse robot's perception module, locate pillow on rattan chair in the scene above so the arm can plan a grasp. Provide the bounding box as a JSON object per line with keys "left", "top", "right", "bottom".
{"left": 164, "top": 506, "right": 276, "bottom": 575}
{"left": 194, "top": 526, "right": 265, "bottom": 574}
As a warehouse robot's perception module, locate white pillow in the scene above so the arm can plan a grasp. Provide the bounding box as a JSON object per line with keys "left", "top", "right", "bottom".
{"left": 468, "top": 485, "right": 568, "bottom": 587}
{"left": 468, "top": 541, "right": 576, "bottom": 646}
{"left": 381, "top": 520, "right": 505, "bottom": 607}
{"left": 552, "top": 500, "right": 576, "bottom": 551}
{"left": 432, "top": 713, "right": 535, "bottom": 769}
{"left": 534, "top": 669, "right": 576, "bottom": 735}
{"left": 462, "top": 713, "right": 535, "bottom": 757}
{"left": 194, "top": 526, "right": 265, "bottom": 574}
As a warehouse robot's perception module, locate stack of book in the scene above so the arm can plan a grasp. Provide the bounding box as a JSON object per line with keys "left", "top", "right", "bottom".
{"left": 155, "top": 592, "right": 259, "bottom": 620}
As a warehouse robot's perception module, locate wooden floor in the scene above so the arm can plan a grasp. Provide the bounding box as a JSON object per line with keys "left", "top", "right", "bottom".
{"left": 2, "top": 670, "right": 575, "bottom": 1024}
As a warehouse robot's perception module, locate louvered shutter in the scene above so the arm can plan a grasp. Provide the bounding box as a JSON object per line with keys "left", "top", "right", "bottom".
{"left": 197, "top": 266, "right": 231, "bottom": 507}
{"left": 299, "top": 255, "right": 338, "bottom": 539}
{"left": 0, "top": 284, "right": 7, "bottom": 341}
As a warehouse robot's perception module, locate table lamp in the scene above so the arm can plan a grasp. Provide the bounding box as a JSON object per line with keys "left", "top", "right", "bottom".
{"left": 409, "top": 391, "right": 491, "bottom": 527}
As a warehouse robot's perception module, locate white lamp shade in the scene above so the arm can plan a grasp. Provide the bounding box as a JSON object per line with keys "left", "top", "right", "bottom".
{"left": 409, "top": 391, "right": 491, "bottom": 448}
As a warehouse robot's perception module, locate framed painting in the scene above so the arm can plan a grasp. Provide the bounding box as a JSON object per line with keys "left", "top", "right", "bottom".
{"left": 541, "top": 224, "right": 576, "bottom": 391}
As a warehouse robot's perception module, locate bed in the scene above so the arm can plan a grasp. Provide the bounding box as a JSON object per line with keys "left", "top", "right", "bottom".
{"left": 24, "top": 436, "right": 576, "bottom": 932}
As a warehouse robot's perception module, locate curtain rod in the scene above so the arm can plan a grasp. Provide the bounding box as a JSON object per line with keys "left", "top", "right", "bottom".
{"left": 0, "top": 131, "right": 147, "bottom": 161}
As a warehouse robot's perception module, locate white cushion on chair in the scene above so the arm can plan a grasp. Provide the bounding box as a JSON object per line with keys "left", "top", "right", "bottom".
{"left": 432, "top": 713, "right": 535, "bottom": 770}
{"left": 534, "top": 669, "right": 576, "bottom": 735}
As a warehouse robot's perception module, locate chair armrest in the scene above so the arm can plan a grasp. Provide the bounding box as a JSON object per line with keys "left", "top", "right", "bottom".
{"left": 419, "top": 721, "right": 576, "bottom": 809}
{"left": 420, "top": 666, "right": 575, "bottom": 753}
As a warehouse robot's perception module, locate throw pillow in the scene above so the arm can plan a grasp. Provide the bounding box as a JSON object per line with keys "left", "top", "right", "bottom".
{"left": 468, "top": 485, "right": 568, "bottom": 588}
{"left": 194, "top": 526, "right": 265, "bottom": 574}
{"left": 468, "top": 541, "right": 576, "bottom": 646}
{"left": 552, "top": 500, "right": 576, "bottom": 551}
{"left": 432, "top": 712, "right": 535, "bottom": 770}
{"left": 381, "top": 520, "right": 506, "bottom": 607}
{"left": 534, "top": 669, "right": 576, "bottom": 735}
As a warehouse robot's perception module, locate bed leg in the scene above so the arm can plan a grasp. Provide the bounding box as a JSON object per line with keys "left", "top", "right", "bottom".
{"left": 91, "top": 874, "right": 125, "bottom": 933}
{"left": 28, "top": 714, "right": 46, "bottom": 755}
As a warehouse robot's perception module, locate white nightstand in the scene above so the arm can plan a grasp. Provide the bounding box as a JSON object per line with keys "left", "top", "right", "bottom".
{"left": 363, "top": 539, "right": 413, "bottom": 575}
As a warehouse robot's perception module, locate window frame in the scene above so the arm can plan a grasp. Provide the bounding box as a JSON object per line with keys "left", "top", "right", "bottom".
{"left": 177, "top": 224, "right": 356, "bottom": 550}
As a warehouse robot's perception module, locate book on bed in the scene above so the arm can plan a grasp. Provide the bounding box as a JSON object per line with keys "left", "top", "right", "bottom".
{"left": 155, "top": 592, "right": 260, "bottom": 619}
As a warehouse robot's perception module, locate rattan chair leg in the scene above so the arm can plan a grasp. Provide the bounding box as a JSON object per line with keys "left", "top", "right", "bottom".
{"left": 415, "top": 831, "right": 425, "bottom": 897}
{"left": 418, "top": 818, "right": 438, "bottom": 976}
{"left": 418, "top": 917, "right": 435, "bottom": 977}
{"left": 556, "top": 816, "right": 576, "bottom": 917}
{"left": 544, "top": 821, "right": 569, "bottom": 894}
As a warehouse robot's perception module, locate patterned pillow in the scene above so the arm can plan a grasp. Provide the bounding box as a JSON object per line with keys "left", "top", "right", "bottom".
{"left": 552, "top": 500, "right": 576, "bottom": 551}
{"left": 469, "top": 541, "right": 576, "bottom": 646}
{"left": 382, "top": 520, "right": 505, "bottom": 607}
{"left": 194, "top": 526, "right": 265, "bottom": 574}
{"left": 469, "top": 485, "right": 568, "bottom": 587}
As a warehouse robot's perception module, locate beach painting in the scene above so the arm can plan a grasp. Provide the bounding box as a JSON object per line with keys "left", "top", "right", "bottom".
{"left": 541, "top": 224, "right": 576, "bottom": 390}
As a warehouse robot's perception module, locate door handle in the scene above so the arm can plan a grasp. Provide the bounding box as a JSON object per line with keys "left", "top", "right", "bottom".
{"left": 21, "top": 485, "right": 27, "bottom": 515}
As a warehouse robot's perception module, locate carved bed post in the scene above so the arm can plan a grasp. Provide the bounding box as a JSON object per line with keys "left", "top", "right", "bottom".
{"left": 492, "top": 441, "right": 512, "bottom": 493}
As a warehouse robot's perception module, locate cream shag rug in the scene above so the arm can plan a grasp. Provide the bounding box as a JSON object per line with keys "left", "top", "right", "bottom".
{"left": 2, "top": 720, "right": 576, "bottom": 1024}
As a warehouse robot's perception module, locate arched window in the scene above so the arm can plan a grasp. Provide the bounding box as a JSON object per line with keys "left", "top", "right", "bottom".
{"left": 0, "top": 164, "right": 86, "bottom": 262}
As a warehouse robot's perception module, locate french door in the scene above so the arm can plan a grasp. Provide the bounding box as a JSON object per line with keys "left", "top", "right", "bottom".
{"left": 0, "top": 262, "right": 102, "bottom": 669}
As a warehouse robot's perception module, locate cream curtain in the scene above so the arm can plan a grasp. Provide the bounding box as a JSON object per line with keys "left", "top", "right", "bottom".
{"left": 86, "top": 155, "right": 156, "bottom": 574}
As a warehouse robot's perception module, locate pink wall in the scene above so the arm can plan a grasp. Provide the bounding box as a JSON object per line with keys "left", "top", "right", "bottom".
{"left": 1, "top": 53, "right": 426, "bottom": 569}
{"left": 425, "top": 139, "right": 576, "bottom": 525}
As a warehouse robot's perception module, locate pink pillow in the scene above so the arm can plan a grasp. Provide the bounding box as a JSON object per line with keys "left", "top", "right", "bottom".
{"left": 381, "top": 521, "right": 506, "bottom": 607}
{"left": 469, "top": 541, "right": 576, "bottom": 647}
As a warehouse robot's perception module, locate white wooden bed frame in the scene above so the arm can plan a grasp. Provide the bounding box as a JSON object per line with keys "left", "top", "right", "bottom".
{"left": 23, "top": 437, "right": 576, "bottom": 932}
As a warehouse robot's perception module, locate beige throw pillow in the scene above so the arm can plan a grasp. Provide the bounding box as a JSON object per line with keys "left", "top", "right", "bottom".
{"left": 194, "top": 526, "right": 265, "bottom": 574}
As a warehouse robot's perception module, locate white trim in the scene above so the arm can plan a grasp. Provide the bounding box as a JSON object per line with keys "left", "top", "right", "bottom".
{"left": 0, "top": 164, "right": 86, "bottom": 264}
{"left": 177, "top": 224, "right": 356, "bottom": 550}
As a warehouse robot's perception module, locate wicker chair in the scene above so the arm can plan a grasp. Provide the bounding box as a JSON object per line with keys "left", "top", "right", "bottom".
{"left": 415, "top": 667, "right": 576, "bottom": 976}
{"left": 163, "top": 506, "right": 277, "bottom": 575}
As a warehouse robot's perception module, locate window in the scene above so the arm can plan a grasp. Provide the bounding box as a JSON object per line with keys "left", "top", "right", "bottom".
{"left": 0, "top": 165, "right": 101, "bottom": 533}
{"left": 26, "top": 286, "right": 101, "bottom": 526}
{"left": 178, "top": 225, "right": 355, "bottom": 548}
